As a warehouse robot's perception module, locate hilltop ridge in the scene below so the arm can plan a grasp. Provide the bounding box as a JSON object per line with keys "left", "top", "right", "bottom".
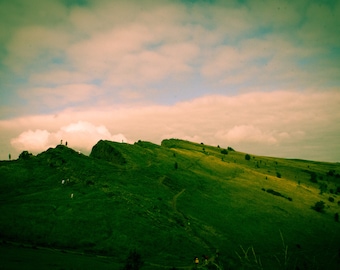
{"left": 0, "top": 138, "right": 340, "bottom": 269}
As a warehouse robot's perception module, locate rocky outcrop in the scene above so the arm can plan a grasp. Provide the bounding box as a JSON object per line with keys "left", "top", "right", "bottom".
{"left": 90, "top": 140, "right": 126, "bottom": 165}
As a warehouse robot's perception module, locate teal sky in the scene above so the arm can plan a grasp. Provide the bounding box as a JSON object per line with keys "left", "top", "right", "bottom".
{"left": 0, "top": 0, "right": 340, "bottom": 162}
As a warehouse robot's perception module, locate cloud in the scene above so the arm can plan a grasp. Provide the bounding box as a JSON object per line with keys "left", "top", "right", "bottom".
{"left": 216, "top": 125, "right": 278, "bottom": 145}
{"left": 0, "top": 1, "right": 340, "bottom": 163}
{"left": 11, "top": 129, "right": 51, "bottom": 152}
{"left": 10, "top": 121, "right": 128, "bottom": 154}
{"left": 4, "top": 25, "right": 70, "bottom": 73}
{"left": 3, "top": 90, "right": 339, "bottom": 161}
{"left": 18, "top": 84, "right": 103, "bottom": 110}
{"left": 2, "top": 0, "right": 339, "bottom": 112}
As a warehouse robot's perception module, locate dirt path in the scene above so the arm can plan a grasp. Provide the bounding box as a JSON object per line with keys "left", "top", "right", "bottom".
{"left": 173, "top": 188, "right": 186, "bottom": 213}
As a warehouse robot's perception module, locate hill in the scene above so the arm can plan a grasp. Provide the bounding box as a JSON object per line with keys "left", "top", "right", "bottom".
{"left": 0, "top": 139, "right": 339, "bottom": 269}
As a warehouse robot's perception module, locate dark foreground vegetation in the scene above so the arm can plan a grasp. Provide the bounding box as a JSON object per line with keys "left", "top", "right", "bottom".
{"left": 0, "top": 139, "right": 339, "bottom": 269}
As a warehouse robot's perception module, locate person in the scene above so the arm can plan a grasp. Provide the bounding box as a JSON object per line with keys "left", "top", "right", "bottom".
{"left": 65, "top": 141, "right": 68, "bottom": 146}
{"left": 194, "top": 257, "right": 199, "bottom": 267}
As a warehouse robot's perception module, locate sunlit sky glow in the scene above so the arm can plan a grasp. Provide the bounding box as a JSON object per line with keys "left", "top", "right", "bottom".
{"left": 1, "top": 0, "right": 340, "bottom": 162}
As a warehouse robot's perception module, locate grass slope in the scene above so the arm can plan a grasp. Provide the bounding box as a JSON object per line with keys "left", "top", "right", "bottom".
{"left": 0, "top": 139, "right": 339, "bottom": 269}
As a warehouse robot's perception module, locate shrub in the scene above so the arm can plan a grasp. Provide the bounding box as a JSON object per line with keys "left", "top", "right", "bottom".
{"left": 221, "top": 149, "right": 228, "bottom": 155}
{"left": 328, "top": 197, "right": 335, "bottom": 203}
{"left": 227, "top": 146, "right": 235, "bottom": 151}
{"left": 174, "top": 162, "right": 178, "bottom": 170}
{"left": 336, "top": 186, "right": 340, "bottom": 194}
{"left": 310, "top": 172, "right": 317, "bottom": 183}
{"left": 86, "top": 180, "right": 95, "bottom": 186}
{"left": 19, "top": 151, "right": 33, "bottom": 160}
{"left": 312, "top": 201, "right": 326, "bottom": 213}
{"left": 327, "top": 170, "right": 335, "bottom": 176}
{"left": 335, "top": 213, "right": 339, "bottom": 222}
{"left": 276, "top": 172, "right": 282, "bottom": 178}
{"left": 319, "top": 183, "right": 328, "bottom": 194}
{"left": 245, "top": 154, "right": 251, "bottom": 161}
{"left": 121, "top": 249, "right": 143, "bottom": 270}
{"left": 267, "top": 189, "right": 282, "bottom": 197}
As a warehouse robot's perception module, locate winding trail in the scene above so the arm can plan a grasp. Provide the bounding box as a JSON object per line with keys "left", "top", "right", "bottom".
{"left": 172, "top": 188, "right": 186, "bottom": 213}
{"left": 157, "top": 175, "right": 217, "bottom": 268}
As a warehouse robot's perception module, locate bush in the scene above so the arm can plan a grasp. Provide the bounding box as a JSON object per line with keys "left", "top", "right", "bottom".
{"left": 312, "top": 201, "right": 326, "bottom": 213}
{"left": 121, "top": 249, "right": 143, "bottom": 270}
{"left": 319, "top": 183, "right": 328, "bottom": 194}
{"left": 328, "top": 197, "right": 335, "bottom": 203}
{"left": 335, "top": 213, "right": 339, "bottom": 222}
{"left": 19, "top": 151, "right": 33, "bottom": 160}
{"left": 327, "top": 170, "right": 335, "bottom": 176}
{"left": 267, "top": 189, "right": 282, "bottom": 197}
{"left": 221, "top": 149, "right": 228, "bottom": 155}
{"left": 310, "top": 172, "right": 317, "bottom": 183}
{"left": 245, "top": 154, "right": 251, "bottom": 161}
{"left": 336, "top": 187, "right": 340, "bottom": 194}
{"left": 276, "top": 172, "right": 282, "bottom": 178}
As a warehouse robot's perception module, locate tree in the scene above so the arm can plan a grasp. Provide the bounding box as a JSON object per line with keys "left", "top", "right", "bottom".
{"left": 121, "top": 250, "right": 143, "bottom": 270}
{"left": 174, "top": 162, "right": 178, "bottom": 170}
{"left": 19, "top": 151, "right": 33, "bottom": 160}
{"left": 245, "top": 154, "right": 251, "bottom": 161}
{"left": 335, "top": 213, "right": 339, "bottom": 222}
{"left": 312, "top": 201, "right": 326, "bottom": 213}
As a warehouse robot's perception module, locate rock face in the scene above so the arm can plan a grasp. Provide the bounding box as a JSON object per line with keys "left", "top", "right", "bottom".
{"left": 90, "top": 140, "right": 126, "bottom": 165}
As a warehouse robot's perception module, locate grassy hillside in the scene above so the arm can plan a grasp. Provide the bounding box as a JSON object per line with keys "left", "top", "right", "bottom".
{"left": 0, "top": 139, "right": 339, "bottom": 269}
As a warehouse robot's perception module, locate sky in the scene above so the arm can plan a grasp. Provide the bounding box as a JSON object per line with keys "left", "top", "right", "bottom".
{"left": 0, "top": 0, "right": 340, "bottom": 162}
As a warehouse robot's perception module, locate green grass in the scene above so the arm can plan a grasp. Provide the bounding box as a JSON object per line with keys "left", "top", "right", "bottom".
{"left": 0, "top": 139, "right": 340, "bottom": 269}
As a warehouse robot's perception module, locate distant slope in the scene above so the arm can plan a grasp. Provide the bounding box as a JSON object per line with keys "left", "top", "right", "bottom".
{"left": 0, "top": 139, "right": 339, "bottom": 269}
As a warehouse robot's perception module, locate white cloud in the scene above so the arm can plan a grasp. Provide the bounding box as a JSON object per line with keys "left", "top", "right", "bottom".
{"left": 3, "top": 90, "right": 339, "bottom": 161}
{"left": 11, "top": 129, "right": 51, "bottom": 152}
{"left": 1, "top": 1, "right": 340, "bottom": 163}
{"left": 10, "top": 121, "right": 128, "bottom": 154}
{"left": 19, "top": 84, "right": 103, "bottom": 108}
{"left": 216, "top": 125, "right": 278, "bottom": 145}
